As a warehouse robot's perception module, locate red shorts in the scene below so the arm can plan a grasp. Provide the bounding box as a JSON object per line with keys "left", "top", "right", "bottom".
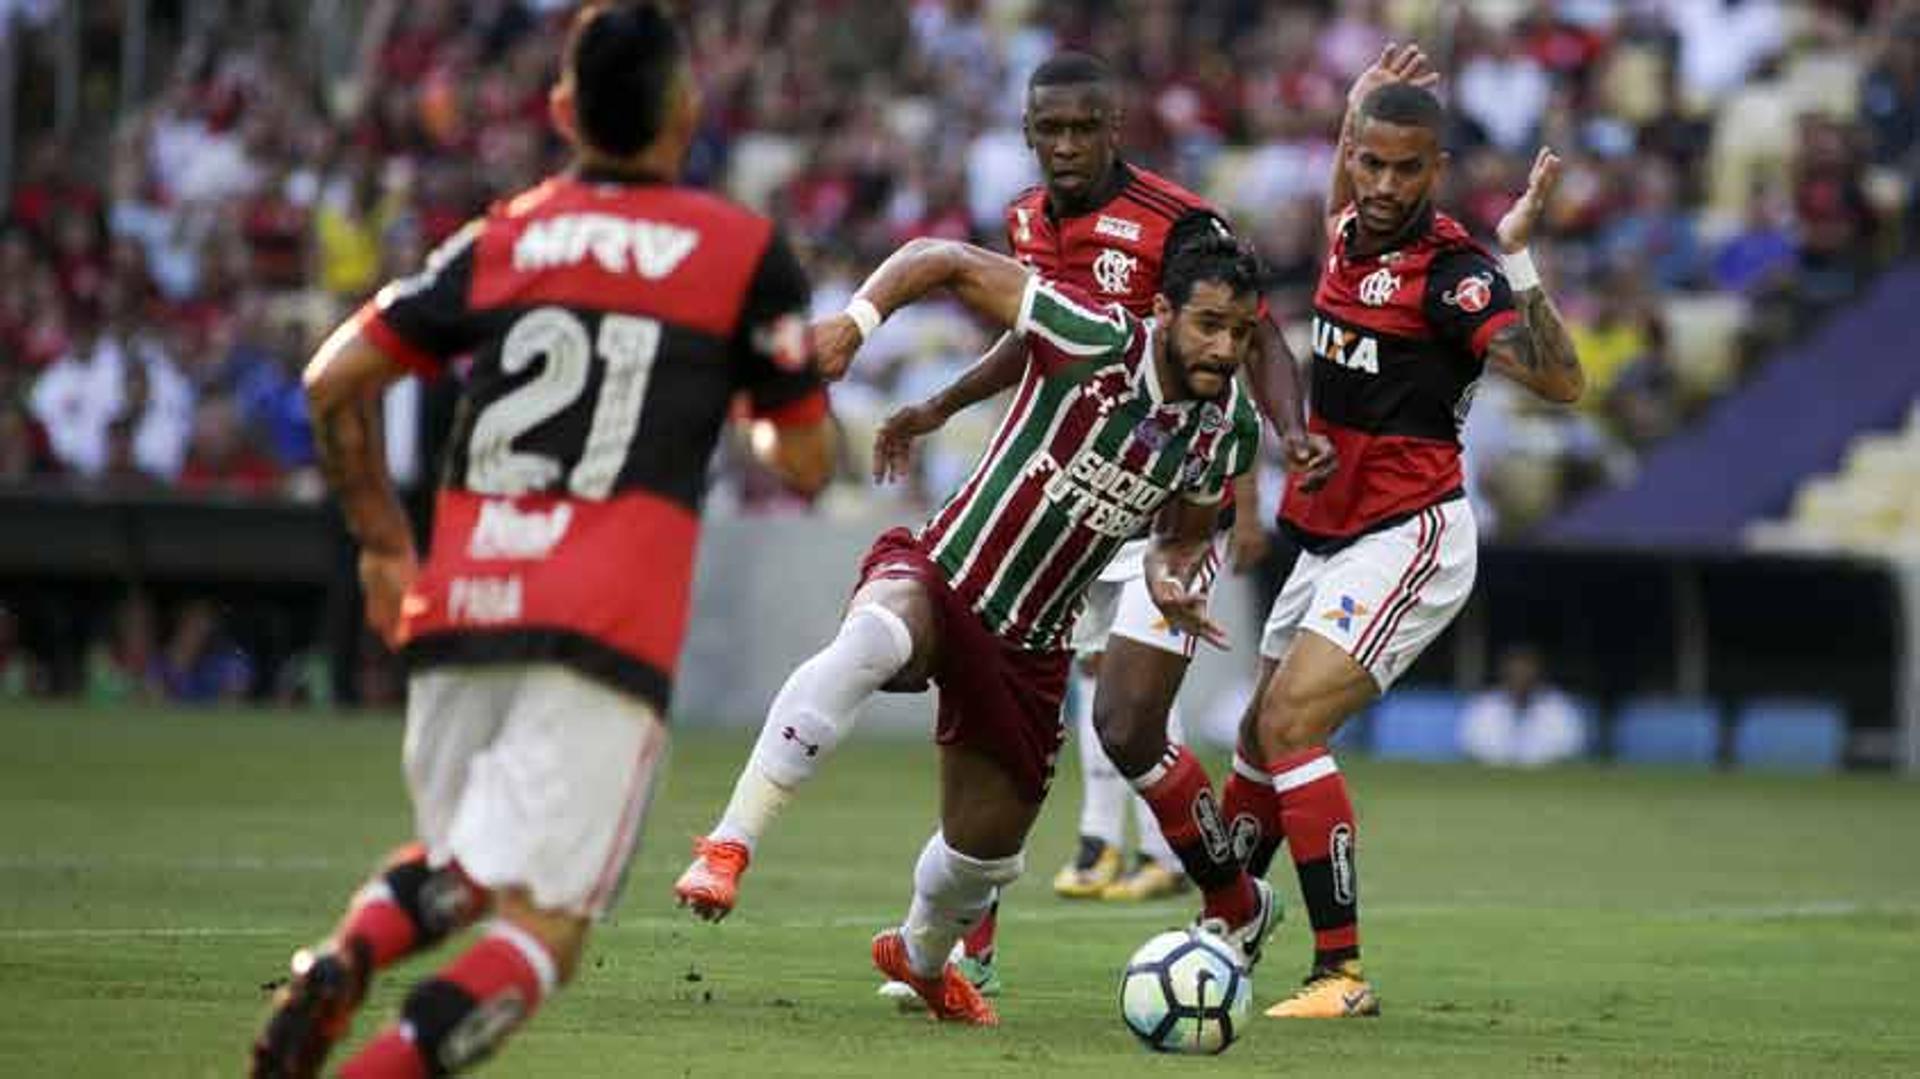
{"left": 857, "top": 528, "right": 1070, "bottom": 803}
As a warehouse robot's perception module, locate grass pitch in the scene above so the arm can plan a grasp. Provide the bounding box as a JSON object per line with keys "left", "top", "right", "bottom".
{"left": 1, "top": 702, "right": 1917, "bottom": 1077}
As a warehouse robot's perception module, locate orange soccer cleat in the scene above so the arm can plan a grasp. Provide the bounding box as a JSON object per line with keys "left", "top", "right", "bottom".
{"left": 1263, "top": 960, "right": 1381, "bottom": 1019}
{"left": 870, "top": 929, "right": 1000, "bottom": 1026}
{"left": 673, "top": 837, "right": 752, "bottom": 922}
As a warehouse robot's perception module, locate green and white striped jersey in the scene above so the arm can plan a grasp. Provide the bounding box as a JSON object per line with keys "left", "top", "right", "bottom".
{"left": 918, "top": 275, "right": 1261, "bottom": 650}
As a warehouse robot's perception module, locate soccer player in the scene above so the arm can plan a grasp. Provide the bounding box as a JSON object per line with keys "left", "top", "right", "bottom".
{"left": 676, "top": 52, "right": 1332, "bottom": 996}
{"left": 1212, "top": 47, "right": 1587, "bottom": 1019}
{"left": 707, "top": 226, "right": 1271, "bottom": 1025}
{"left": 248, "top": 6, "right": 834, "bottom": 1076}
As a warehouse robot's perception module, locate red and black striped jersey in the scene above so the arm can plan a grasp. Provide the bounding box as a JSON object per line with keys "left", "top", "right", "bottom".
{"left": 1004, "top": 163, "right": 1226, "bottom": 319}
{"left": 357, "top": 169, "right": 828, "bottom": 712}
{"left": 1281, "top": 206, "right": 1517, "bottom": 551}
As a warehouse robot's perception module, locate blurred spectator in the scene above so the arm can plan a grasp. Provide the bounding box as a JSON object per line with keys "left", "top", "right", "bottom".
{"left": 85, "top": 592, "right": 158, "bottom": 703}
{"left": 0, "top": 605, "right": 42, "bottom": 698}
{"left": 1793, "top": 114, "right": 1878, "bottom": 309}
{"left": 1600, "top": 157, "right": 1704, "bottom": 289}
{"left": 1460, "top": 645, "right": 1589, "bottom": 767}
{"left": 180, "top": 397, "right": 282, "bottom": 497}
{"left": 0, "top": 395, "right": 57, "bottom": 482}
{"left": 1713, "top": 185, "right": 1798, "bottom": 294}
{"left": 1861, "top": 18, "right": 1920, "bottom": 167}
{"left": 151, "top": 599, "right": 254, "bottom": 704}
{"left": 1604, "top": 318, "right": 1683, "bottom": 449}
{"left": 1457, "top": 30, "right": 1551, "bottom": 153}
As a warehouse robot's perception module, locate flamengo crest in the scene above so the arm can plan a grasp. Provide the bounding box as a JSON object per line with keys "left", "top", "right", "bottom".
{"left": 1093, "top": 248, "right": 1139, "bottom": 294}
{"left": 1357, "top": 267, "right": 1400, "bottom": 307}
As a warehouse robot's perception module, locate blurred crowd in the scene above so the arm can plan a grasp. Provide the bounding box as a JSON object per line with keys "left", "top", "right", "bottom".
{"left": 1, "top": 0, "right": 1919, "bottom": 703}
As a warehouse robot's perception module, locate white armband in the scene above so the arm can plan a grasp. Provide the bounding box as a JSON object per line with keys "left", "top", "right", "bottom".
{"left": 1502, "top": 248, "right": 1540, "bottom": 292}
{"left": 845, "top": 297, "right": 883, "bottom": 341}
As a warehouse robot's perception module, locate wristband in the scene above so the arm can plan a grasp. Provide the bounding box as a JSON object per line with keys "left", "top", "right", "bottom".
{"left": 845, "top": 297, "right": 883, "bottom": 340}
{"left": 1502, "top": 248, "right": 1540, "bottom": 292}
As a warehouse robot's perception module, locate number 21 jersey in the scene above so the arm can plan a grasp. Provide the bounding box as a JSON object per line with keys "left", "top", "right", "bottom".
{"left": 356, "top": 169, "right": 828, "bottom": 713}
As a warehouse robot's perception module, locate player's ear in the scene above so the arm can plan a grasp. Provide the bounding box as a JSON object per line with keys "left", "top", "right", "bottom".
{"left": 1152, "top": 292, "right": 1173, "bottom": 325}
{"left": 549, "top": 82, "right": 578, "bottom": 145}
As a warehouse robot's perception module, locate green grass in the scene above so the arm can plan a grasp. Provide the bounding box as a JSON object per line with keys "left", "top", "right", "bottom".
{"left": 2, "top": 702, "right": 1918, "bottom": 1077}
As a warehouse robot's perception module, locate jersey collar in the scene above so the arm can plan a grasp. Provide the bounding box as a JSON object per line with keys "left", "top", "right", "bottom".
{"left": 1340, "top": 203, "right": 1436, "bottom": 263}
{"left": 1046, "top": 161, "right": 1134, "bottom": 223}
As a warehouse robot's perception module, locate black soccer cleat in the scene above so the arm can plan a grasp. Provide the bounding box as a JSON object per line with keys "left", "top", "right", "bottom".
{"left": 249, "top": 939, "right": 370, "bottom": 1079}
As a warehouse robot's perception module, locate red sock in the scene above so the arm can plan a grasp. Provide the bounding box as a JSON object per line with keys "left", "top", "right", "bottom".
{"left": 1270, "top": 748, "right": 1360, "bottom": 966}
{"left": 1132, "top": 744, "right": 1255, "bottom": 927}
{"left": 339, "top": 923, "right": 555, "bottom": 1078}
{"left": 1221, "top": 753, "right": 1283, "bottom": 877}
{"left": 337, "top": 843, "right": 487, "bottom": 970}
{"left": 961, "top": 899, "right": 998, "bottom": 960}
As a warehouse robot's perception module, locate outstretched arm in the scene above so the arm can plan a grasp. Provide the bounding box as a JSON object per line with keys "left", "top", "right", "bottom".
{"left": 873, "top": 330, "right": 1027, "bottom": 483}
{"left": 1328, "top": 44, "right": 1439, "bottom": 236}
{"left": 1485, "top": 148, "right": 1585, "bottom": 405}
{"left": 1243, "top": 317, "right": 1337, "bottom": 491}
{"left": 813, "top": 239, "right": 1031, "bottom": 380}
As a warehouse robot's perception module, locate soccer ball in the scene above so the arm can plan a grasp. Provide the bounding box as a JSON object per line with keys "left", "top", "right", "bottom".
{"left": 1118, "top": 927, "right": 1252, "bottom": 1054}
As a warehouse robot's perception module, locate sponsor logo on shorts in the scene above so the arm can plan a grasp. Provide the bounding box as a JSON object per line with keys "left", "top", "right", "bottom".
{"left": 1330, "top": 822, "right": 1356, "bottom": 905}
{"left": 1320, "top": 595, "right": 1369, "bottom": 633}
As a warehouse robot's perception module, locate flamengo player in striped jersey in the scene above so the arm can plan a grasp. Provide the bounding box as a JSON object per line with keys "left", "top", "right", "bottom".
{"left": 697, "top": 228, "right": 1270, "bottom": 1025}
{"left": 1210, "top": 50, "right": 1587, "bottom": 1020}
{"left": 676, "top": 52, "right": 1332, "bottom": 1002}
{"left": 248, "top": 7, "right": 833, "bottom": 1077}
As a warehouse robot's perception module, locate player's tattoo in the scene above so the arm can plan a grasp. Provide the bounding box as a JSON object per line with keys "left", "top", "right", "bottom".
{"left": 313, "top": 392, "right": 410, "bottom": 554}
{"left": 1488, "top": 287, "right": 1582, "bottom": 403}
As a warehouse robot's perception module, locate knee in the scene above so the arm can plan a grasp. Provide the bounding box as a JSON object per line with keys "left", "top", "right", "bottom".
{"left": 495, "top": 893, "right": 587, "bottom": 984}
{"left": 1258, "top": 680, "right": 1331, "bottom": 754}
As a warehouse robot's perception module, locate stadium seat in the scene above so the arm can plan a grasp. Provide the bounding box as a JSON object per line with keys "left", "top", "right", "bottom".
{"left": 1369, "top": 689, "right": 1465, "bottom": 762}
{"left": 1732, "top": 698, "right": 1846, "bottom": 772}
{"left": 1610, "top": 697, "right": 1721, "bottom": 766}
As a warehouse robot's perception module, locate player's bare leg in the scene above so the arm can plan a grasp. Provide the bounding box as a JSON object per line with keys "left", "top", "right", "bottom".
{"left": 1242, "top": 630, "right": 1382, "bottom": 1018}
{"left": 874, "top": 743, "right": 1039, "bottom": 1026}
{"left": 251, "top": 844, "right": 489, "bottom": 1078}
{"left": 337, "top": 887, "right": 581, "bottom": 1075}
{"left": 1103, "top": 701, "right": 1192, "bottom": 901}
{"left": 1053, "top": 652, "right": 1126, "bottom": 897}
{"left": 1091, "top": 635, "right": 1277, "bottom": 963}
{"left": 677, "top": 578, "right": 938, "bottom": 920}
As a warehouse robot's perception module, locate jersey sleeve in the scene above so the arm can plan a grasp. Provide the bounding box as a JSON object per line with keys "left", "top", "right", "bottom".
{"left": 733, "top": 229, "right": 829, "bottom": 426}
{"left": 355, "top": 219, "right": 484, "bottom": 377}
{"left": 1425, "top": 247, "right": 1520, "bottom": 358}
{"left": 1013, "top": 274, "right": 1141, "bottom": 377}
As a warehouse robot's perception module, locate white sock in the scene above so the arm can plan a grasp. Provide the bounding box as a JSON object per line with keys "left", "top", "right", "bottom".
{"left": 710, "top": 606, "right": 913, "bottom": 851}
{"left": 1134, "top": 706, "right": 1187, "bottom": 871}
{"left": 1073, "top": 667, "right": 1126, "bottom": 847}
{"left": 902, "top": 832, "right": 1024, "bottom": 978}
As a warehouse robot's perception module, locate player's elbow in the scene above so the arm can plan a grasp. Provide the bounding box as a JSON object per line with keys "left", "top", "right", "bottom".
{"left": 1541, "top": 369, "right": 1585, "bottom": 406}
{"left": 303, "top": 324, "right": 391, "bottom": 415}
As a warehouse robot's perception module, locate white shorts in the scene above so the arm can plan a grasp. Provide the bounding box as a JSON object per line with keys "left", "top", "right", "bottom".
{"left": 1260, "top": 499, "right": 1477, "bottom": 691}
{"left": 1070, "top": 536, "right": 1223, "bottom": 660}
{"left": 404, "top": 663, "right": 669, "bottom": 921}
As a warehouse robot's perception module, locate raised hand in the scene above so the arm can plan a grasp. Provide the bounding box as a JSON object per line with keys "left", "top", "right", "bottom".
{"left": 1496, "top": 147, "right": 1564, "bottom": 254}
{"left": 1349, "top": 42, "right": 1441, "bottom": 108}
